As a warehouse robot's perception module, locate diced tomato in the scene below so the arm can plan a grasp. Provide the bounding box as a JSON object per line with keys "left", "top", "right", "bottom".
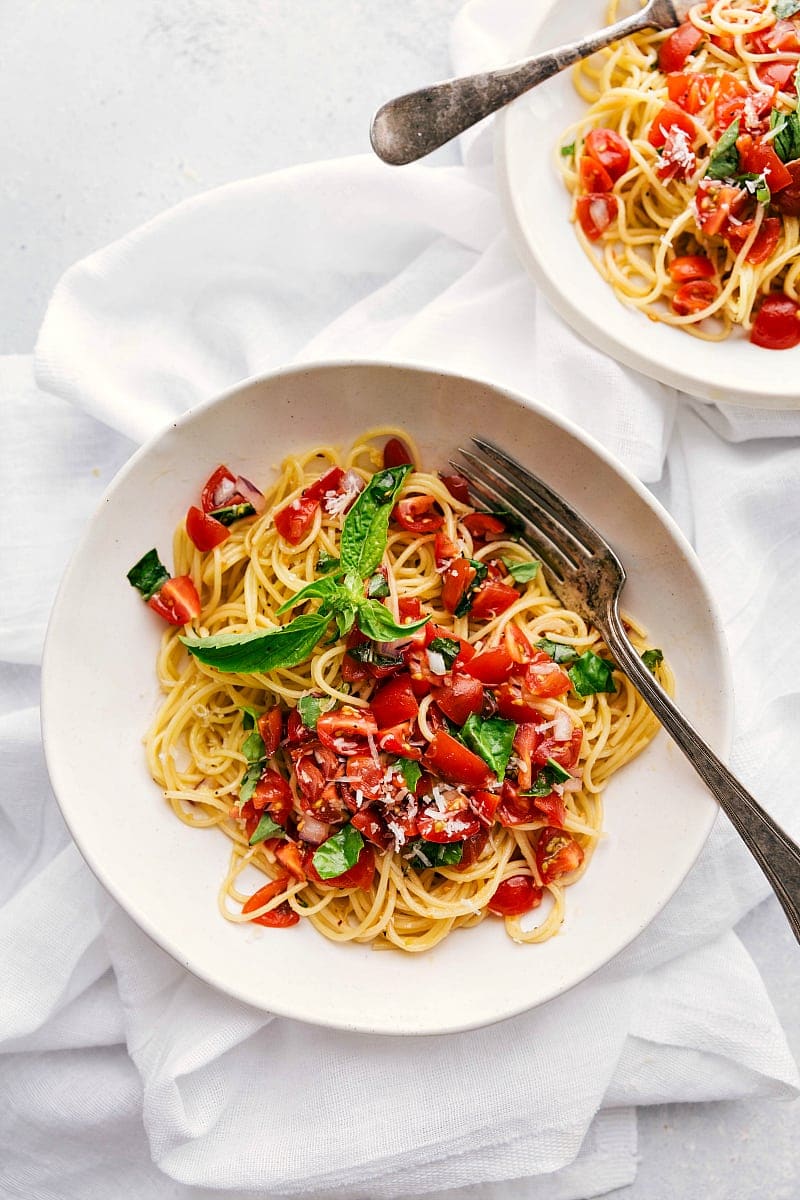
{"left": 533, "top": 726, "right": 582, "bottom": 771}
{"left": 285, "top": 708, "right": 312, "bottom": 745}
{"left": 579, "top": 154, "right": 613, "bottom": 193}
{"left": 383, "top": 437, "right": 413, "bottom": 468}
{"left": 441, "top": 558, "right": 477, "bottom": 614}
{"left": 301, "top": 465, "right": 345, "bottom": 504}
{"left": 668, "top": 255, "right": 715, "bottom": 283}
{"left": 424, "top": 622, "right": 475, "bottom": 662}
{"left": 694, "top": 180, "right": 747, "bottom": 237}
{"left": 201, "top": 465, "right": 239, "bottom": 513}
{"left": 398, "top": 596, "right": 423, "bottom": 622}
{"left": 532, "top": 791, "right": 568, "bottom": 828}
{"left": 434, "top": 530, "right": 459, "bottom": 569}
{"left": 495, "top": 679, "right": 542, "bottom": 724}
{"left": 470, "top": 582, "right": 519, "bottom": 621}
{"left": 316, "top": 706, "right": 378, "bottom": 756}
{"left": 488, "top": 874, "right": 544, "bottom": 917}
{"left": 274, "top": 495, "right": 318, "bottom": 544}
{"left": 750, "top": 293, "right": 800, "bottom": 349}
{"left": 434, "top": 674, "right": 485, "bottom": 724}
{"left": 376, "top": 721, "right": 422, "bottom": 759}
{"left": 393, "top": 494, "right": 444, "bottom": 534}
{"left": 307, "top": 843, "right": 376, "bottom": 890}
{"left": 343, "top": 753, "right": 385, "bottom": 801}
{"left": 457, "top": 825, "right": 491, "bottom": 868}
{"left": 511, "top": 722, "right": 538, "bottom": 789}
{"left": 496, "top": 782, "right": 541, "bottom": 827}
{"left": 251, "top": 768, "right": 292, "bottom": 824}
{"left": 275, "top": 841, "right": 306, "bottom": 881}
{"left": 672, "top": 279, "right": 717, "bottom": 315}
{"left": 350, "top": 806, "right": 393, "bottom": 849}
{"left": 387, "top": 802, "right": 421, "bottom": 841}
{"left": 370, "top": 673, "right": 419, "bottom": 728}
{"left": 667, "top": 72, "right": 713, "bottom": 114}
{"left": 710, "top": 32, "right": 735, "bottom": 54}
{"left": 737, "top": 137, "right": 793, "bottom": 192}
{"left": 462, "top": 513, "right": 507, "bottom": 542}
{"left": 773, "top": 160, "right": 800, "bottom": 216}
{"left": 756, "top": 60, "right": 796, "bottom": 90}
{"left": 648, "top": 102, "right": 696, "bottom": 148}
{"left": 341, "top": 654, "right": 370, "bottom": 683}
{"left": 524, "top": 650, "right": 572, "bottom": 698}
{"left": 462, "top": 646, "right": 516, "bottom": 684}
{"left": 658, "top": 22, "right": 703, "bottom": 73}
{"left": 576, "top": 194, "right": 618, "bottom": 241}
{"left": 470, "top": 788, "right": 501, "bottom": 826}
{"left": 422, "top": 730, "right": 492, "bottom": 788}
{"left": 439, "top": 472, "right": 471, "bottom": 504}
{"left": 536, "top": 827, "right": 584, "bottom": 883}
{"left": 504, "top": 623, "right": 534, "bottom": 664}
{"left": 147, "top": 576, "right": 201, "bottom": 625}
{"left": 714, "top": 73, "right": 750, "bottom": 131}
{"left": 257, "top": 706, "right": 283, "bottom": 757}
{"left": 753, "top": 18, "right": 800, "bottom": 53}
{"left": 241, "top": 876, "right": 299, "bottom": 927}
{"left": 239, "top": 799, "right": 260, "bottom": 841}
{"left": 404, "top": 647, "right": 436, "bottom": 698}
{"left": 185, "top": 505, "right": 229, "bottom": 551}
{"left": 726, "top": 216, "right": 781, "bottom": 264}
{"left": 417, "top": 807, "right": 481, "bottom": 843}
{"left": 584, "top": 127, "right": 631, "bottom": 180}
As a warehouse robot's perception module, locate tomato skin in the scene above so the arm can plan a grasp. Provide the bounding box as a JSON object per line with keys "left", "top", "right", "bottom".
{"left": 536, "top": 827, "right": 584, "bottom": 883}
{"left": 434, "top": 674, "right": 485, "bottom": 725}
{"left": 439, "top": 472, "right": 471, "bottom": 504}
{"left": 317, "top": 706, "right": 378, "bottom": 755}
{"left": 462, "top": 512, "right": 507, "bottom": 542}
{"left": 584, "top": 128, "right": 630, "bottom": 181}
{"left": 713, "top": 73, "right": 753, "bottom": 131}
{"left": 257, "top": 706, "right": 283, "bottom": 757}
{"left": 579, "top": 154, "right": 613, "bottom": 193}
{"left": 417, "top": 807, "right": 481, "bottom": 843}
{"left": 576, "top": 194, "right": 618, "bottom": 241}
{"left": 393, "top": 494, "right": 444, "bottom": 534}
{"left": 750, "top": 294, "right": 800, "bottom": 349}
{"left": 343, "top": 753, "right": 384, "bottom": 801}
{"left": 462, "top": 646, "right": 516, "bottom": 684}
{"left": 242, "top": 877, "right": 299, "bottom": 927}
{"left": 186, "top": 505, "right": 229, "bottom": 551}
{"left": 496, "top": 783, "right": 543, "bottom": 828}
{"left": 470, "top": 788, "right": 501, "bottom": 826}
{"left": 726, "top": 216, "right": 781, "bottom": 265}
{"left": 523, "top": 650, "right": 571, "bottom": 699}
{"left": 738, "top": 137, "right": 792, "bottom": 193}
{"left": 495, "top": 679, "right": 543, "bottom": 724}
{"left": 383, "top": 437, "right": 413, "bottom": 468}
{"left": 306, "top": 843, "right": 376, "bottom": 889}
{"left": 370, "top": 673, "right": 419, "bottom": 728}
{"left": 441, "top": 558, "right": 476, "bottom": 614}
{"left": 668, "top": 255, "right": 715, "bottom": 283}
{"left": 350, "top": 805, "right": 393, "bottom": 850}
{"left": 671, "top": 279, "right": 718, "bottom": 316}
{"left": 398, "top": 596, "right": 423, "bottom": 622}
{"left": 469, "top": 582, "right": 519, "bottom": 621}
{"left": 147, "top": 576, "right": 201, "bottom": 625}
{"left": 658, "top": 22, "right": 703, "bottom": 73}
{"left": 648, "top": 102, "right": 696, "bottom": 148}
{"left": 422, "top": 730, "right": 492, "bottom": 789}
{"left": 274, "top": 495, "right": 318, "bottom": 545}
{"left": 488, "top": 875, "right": 544, "bottom": 917}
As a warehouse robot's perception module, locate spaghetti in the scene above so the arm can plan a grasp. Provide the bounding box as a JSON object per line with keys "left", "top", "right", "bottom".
{"left": 558, "top": 0, "right": 800, "bottom": 349}
{"left": 130, "top": 429, "right": 670, "bottom": 953}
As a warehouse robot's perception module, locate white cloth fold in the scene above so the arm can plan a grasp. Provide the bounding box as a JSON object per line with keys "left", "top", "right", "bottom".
{"left": 2, "top": 0, "right": 800, "bottom": 1194}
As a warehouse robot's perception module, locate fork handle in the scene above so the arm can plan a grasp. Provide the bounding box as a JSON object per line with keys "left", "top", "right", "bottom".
{"left": 603, "top": 613, "right": 800, "bottom": 943}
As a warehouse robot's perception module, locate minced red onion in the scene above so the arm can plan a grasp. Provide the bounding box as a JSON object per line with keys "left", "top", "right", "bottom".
{"left": 561, "top": 776, "right": 582, "bottom": 793}
{"left": 234, "top": 474, "right": 266, "bottom": 514}
{"left": 298, "top": 815, "right": 331, "bottom": 844}
{"left": 553, "top": 710, "right": 573, "bottom": 742}
{"left": 426, "top": 648, "right": 447, "bottom": 676}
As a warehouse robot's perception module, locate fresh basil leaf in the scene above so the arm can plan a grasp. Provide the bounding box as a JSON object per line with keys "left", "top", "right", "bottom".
{"left": 297, "top": 693, "right": 334, "bottom": 730}
{"left": 454, "top": 559, "right": 489, "bottom": 618}
{"left": 348, "top": 641, "right": 404, "bottom": 670}
{"left": 427, "top": 637, "right": 461, "bottom": 668}
{"left": 461, "top": 713, "right": 516, "bottom": 781}
{"left": 407, "top": 839, "right": 463, "bottom": 869}
{"left": 544, "top": 756, "right": 571, "bottom": 783}
{"left": 568, "top": 649, "right": 617, "bottom": 696}
{"left": 312, "top": 824, "right": 364, "bottom": 880}
{"left": 275, "top": 571, "right": 343, "bottom": 616}
{"left": 248, "top": 813, "right": 286, "bottom": 845}
{"left": 521, "top": 758, "right": 571, "bottom": 797}
{"left": 240, "top": 705, "right": 261, "bottom": 730}
{"left": 502, "top": 557, "right": 540, "bottom": 584}
{"left": 356, "top": 600, "right": 429, "bottom": 642}
{"left": 641, "top": 648, "right": 664, "bottom": 673}
{"left": 769, "top": 109, "right": 800, "bottom": 163}
{"left": 316, "top": 550, "right": 340, "bottom": 573}
{"left": 560, "top": 141, "right": 576, "bottom": 157}
{"left": 366, "top": 572, "right": 390, "bottom": 599}
{"left": 241, "top": 728, "right": 265, "bottom": 763}
{"left": 395, "top": 757, "right": 422, "bottom": 793}
{"left": 339, "top": 464, "right": 412, "bottom": 577}
{"left": 740, "top": 171, "right": 771, "bottom": 205}
{"left": 181, "top": 612, "right": 331, "bottom": 673}
{"left": 335, "top": 608, "right": 357, "bottom": 638}
{"left": 239, "top": 761, "right": 264, "bottom": 805}
{"left": 535, "top": 637, "right": 579, "bottom": 665}
{"left": 127, "top": 548, "right": 170, "bottom": 601}
{"left": 208, "top": 502, "right": 255, "bottom": 526}
{"left": 706, "top": 119, "right": 740, "bottom": 180}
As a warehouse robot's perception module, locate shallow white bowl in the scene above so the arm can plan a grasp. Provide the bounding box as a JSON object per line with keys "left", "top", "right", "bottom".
{"left": 42, "top": 361, "right": 726, "bottom": 1034}
{"left": 495, "top": 0, "right": 800, "bottom": 408}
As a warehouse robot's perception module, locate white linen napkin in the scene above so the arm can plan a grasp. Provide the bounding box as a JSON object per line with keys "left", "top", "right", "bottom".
{"left": 1, "top": 2, "right": 799, "bottom": 1195}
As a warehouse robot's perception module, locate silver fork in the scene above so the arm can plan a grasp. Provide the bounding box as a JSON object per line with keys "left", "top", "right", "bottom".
{"left": 456, "top": 437, "right": 800, "bottom": 945}
{"left": 370, "top": 0, "right": 694, "bottom": 165}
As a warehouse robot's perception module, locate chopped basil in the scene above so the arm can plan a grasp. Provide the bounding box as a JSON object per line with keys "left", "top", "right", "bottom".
{"left": 408, "top": 839, "right": 463, "bottom": 869}
{"left": 316, "top": 550, "right": 340, "bottom": 573}
{"left": 248, "top": 813, "right": 286, "bottom": 845}
{"left": 241, "top": 728, "right": 266, "bottom": 763}
{"left": 181, "top": 611, "right": 332, "bottom": 673}
{"left": 297, "top": 693, "right": 334, "bottom": 730}
{"left": 775, "top": 0, "right": 800, "bottom": 17}
{"left": 339, "top": 465, "right": 412, "bottom": 578}
{"left": 502, "top": 557, "right": 540, "bottom": 584}
{"left": 366, "top": 572, "right": 390, "bottom": 599}
{"left": 312, "top": 824, "right": 364, "bottom": 879}
{"left": 427, "top": 637, "right": 461, "bottom": 668}
{"left": 395, "top": 756, "right": 422, "bottom": 793}
{"left": 127, "top": 548, "right": 170, "bottom": 601}
{"left": 239, "top": 761, "right": 264, "bottom": 805}
{"left": 348, "top": 641, "right": 404, "bottom": 670}
{"left": 641, "top": 648, "right": 664, "bottom": 674}
{"left": 335, "top": 608, "right": 356, "bottom": 638}
{"left": 461, "top": 713, "right": 516, "bottom": 781}
{"left": 568, "top": 649, "right": 617, "bottom": 696}
{"left": 207, "top": 502, "right": 255, "bottom": 526}
{"left": 521, "top": 757, "right": 572, "bottom": 797}
{"left": 741, "top": 172, "right": 771, "bottom": 206}
{"left": 560, "top": 142, "right": 576, "bottom": 157}
{"left": 706, "top": 119, "right": 740, "bottom": 180}
{"left": 536, "top": 637, "right": 579, "bottom": 665}
{"left": 454, "top": 559, "right": 489, "bottom": 618}
{"left": 356, "top": 599, "right": 429, "bottom": 642}
{"left": 240, "top": 705, "right": 262, "bottom": 730}
{"left": 770, "top": 108, "right": 800, "bottom": 163}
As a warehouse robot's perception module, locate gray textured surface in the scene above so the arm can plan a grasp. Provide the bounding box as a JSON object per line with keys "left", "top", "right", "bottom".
{"left": 2, "top": 1, "right": 798, "bottom": 1195}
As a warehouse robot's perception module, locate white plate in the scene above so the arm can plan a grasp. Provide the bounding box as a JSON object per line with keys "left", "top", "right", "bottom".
{"left": 495, "top": 0, "right": 800, "bottom": 408}
{"left": 42, "top": 361, "right": 726, "bottom": 1035}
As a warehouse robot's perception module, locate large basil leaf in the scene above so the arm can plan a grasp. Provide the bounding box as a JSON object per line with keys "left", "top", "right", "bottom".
{"left": 461, "top": 713, "right": 516, "bottom": 781}
{"left": 127, "top": 548, "right": 170, "bottom": 601}
{"left": 568, "top": 650, "right": 617, "bottom": 696}
{"left": 312, "top": 824, "right": 364, "bottom": 879}
{"left": 536, "top": 637, "right": 579, "bottom": 665}
{"left": 181, "top": 612, "right": 331, "bottom": 673}
{"left": 339, "top": 465, "right": 411, "bottom": 577}
{"left": 356, "top": 599, "right": 429, "bottom": 642}
{"left": 275, "top": 571, "right": 343, "bottom": 615}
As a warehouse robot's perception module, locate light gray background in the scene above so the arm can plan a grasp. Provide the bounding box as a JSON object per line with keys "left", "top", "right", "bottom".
{"left": 3, "top": 1, "right": 798, "bottom": 1196}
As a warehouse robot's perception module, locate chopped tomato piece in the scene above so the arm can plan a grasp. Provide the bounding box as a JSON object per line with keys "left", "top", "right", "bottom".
{"left": 383, "top": 437, "right": 413, "bottom": 468}
{"left": 773, "top": 160, "right": 800, "bottom": 216}
{"left": 504, "top": 623, "right": 533, "bottom": 664}
{"left": 285, "top": 708, "right": 312, "bottom": 745}
{"left": 523, "top": 650, "right": 571, "bottom": 698}
{"left": 496, "top": 782, "right": 542, "bottom": 827}
{"left": 251, "top": 768, "right": 292, "bottom": 823}
{"left": 469, "top": 581, "right": 519, "bottom": 621}
{"left": 667, "top": 71, "right": 712, "bottom": 114}
{"left": 750, "top": 293, "right": 800, "bottom": 349}
{"left": 576, "top": 194, "right": 618, "bottom": 241}
{"left": 672, "top": 279, "right": 717, "bottom": 316}
{"left": 340, "top": 753, "right": 384, "bottom": 802}
{"left": 422, "top": 730, "right": 492, "bottom": 788}
{"left": 441, "top": 558, "right": 477, "bottom": 614}
{"left": 536, "top": 827, "right": 584, "bottom": 883}
{"left": 756, "top": 60, "right": 796, "bottom": 91}
{"left": 694, "top": 181, "right": 747, "bottom": 237}
{"left": 579, "top": 154, "right": 613, "bottom": 194}
{"left": 470, "top": 788, "right": 501, "bottom": 826}
{"left": 376, "top": 721, "right": 422, "bottom": 759}
{"left": 274, "top": 495, "right": 318, "bottom": 544}
{"left": 751, "top": 18, "right": 800, "bottom": 53}
{"left": 533, "top": 726, "right": 583, "bottom": 770}
{"left": 185, "top": 505, "right": 229, "bottom": 551}
{"left": 147, "top": 576, "right": 201, "bottom": 625}
{"left": 714, "top": 73, "right": 750, "bottom": 131}
{"left": 275, "top": 842, "right": 306, "bottom": 881}
{"left": 393, "top": 494, "right": 444, "bottom": 534}
{"left": 350, "top": 806, "right": 393, "bottom": 850}
{"left": 658, "top": 22, "right": 703, "bottom": 73}
{"left": 648, "top": 102, "right": 696, "bottom": 148}
{"left": 737, "top": 137, "right": 793, "bottom": 193}
{"left": 434, "top": 674, "right": 485, "bottom": 724}
{"left": 257, "top": 706, "right": 283, "bottom": 757}
{"left": 398, "top": 596, "right": 423, "bottom": 622}
{"left": 668, "top": 255, "right": 715, "bottom": 283}
{"left": 462, "top": 645, "right": 516, "bottom": 684}
{"left": 488, "top": 875, "right": 544, "bottom": 917}
{"left": 316, "top": 706, "right": 378, "bottom": 756}
{"left": 417, "top": 807, "right": 480, "bottom": 843}
{"left": 439, "top": 472, "right": 471, "bottom": 504}
{"left": 584, "top": 128, "right": 630, "bottom": 181}
{"left": 462, "top": 512, "right": 507, "bottom": 542}
{"left": 301, "top": 465, "right": 344, "bottom": 504}
{"left": 424, "top": 622, "right": 475, "bottom": 661}
{"left": 494, "top": 679, "right": 543, "bottom": 724}
{"left": 533, "top": 791, "right": 569, "bottom": 828}
{"left": 370, "top": 673, "right": 419, "bottom": 728}
{"left": 241, "top": 877, "right": 299, "bottom": 927}
{"left": 726, "top": 216, "right": 781, "bottom": 264}
{"left": 434, "top": 530, "right": 459, "bottom": 569}
{"left": 457, "top": 825, "right": 491, "bottom": 868}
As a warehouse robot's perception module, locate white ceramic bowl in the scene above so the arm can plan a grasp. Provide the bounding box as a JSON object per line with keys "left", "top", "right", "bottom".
{"left": 42, "top": 361, "right": 726, "bottom": 1034}
{"left": 495, "top": 0, "right": 800, "bottom": 408}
